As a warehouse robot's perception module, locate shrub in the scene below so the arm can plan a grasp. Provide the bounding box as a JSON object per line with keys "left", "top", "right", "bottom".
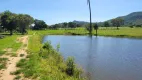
{"left": 66, "top": 57, "right": 75, "bottom": 76}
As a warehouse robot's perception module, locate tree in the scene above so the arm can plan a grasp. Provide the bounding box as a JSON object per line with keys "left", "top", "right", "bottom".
{"left": 111, "top": 18, "right": 124, "bottom": 29}
{"left": 51, "top": 24, "right": 60, "bottom": 29}
{"left": 15, "top": 14, "right": 34, "bottom": 34}
{"left": 68, "top": 22, "right": 76, "bottom": 28}
{"left": 63, "top": 22, "right": 68, "bottom": 28}
{"left": 1, "top": 11, "right": 17, "bottom": 35}
{"left": 104, "top": 21, "right": 110, "bottom": 29}
{"left": 85, "top": 23, "right": 90, "bottom": 32}
{"left": 87, "top": 0, "right": 92, "bottom": 35}
{"left": 33, "top": 19, "right": 48, "bottom": 30}
{"left": 93, "top": 23, "right": 98, "bottom": 36}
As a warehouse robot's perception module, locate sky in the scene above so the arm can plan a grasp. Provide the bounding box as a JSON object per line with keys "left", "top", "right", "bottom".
{"left": 0, "top": 0, "right": 142, "bottom": 25}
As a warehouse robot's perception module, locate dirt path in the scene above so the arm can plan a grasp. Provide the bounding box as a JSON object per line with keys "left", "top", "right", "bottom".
{"left": 0, "top": 36, "right": 28, "bottom": 80}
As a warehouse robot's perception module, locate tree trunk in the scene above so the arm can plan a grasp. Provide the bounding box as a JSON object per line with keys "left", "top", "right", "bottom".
{"left": 96, "top": 29, "right": 98, "bottom": 36}
{"left": 10, "top": 30, "right": 13, "bottom": 35}
{"left": 117, "top": 26, "right": 119, "bottom": 30}
{"left": 88, "top": 0, "right": 92, "bottom": 36}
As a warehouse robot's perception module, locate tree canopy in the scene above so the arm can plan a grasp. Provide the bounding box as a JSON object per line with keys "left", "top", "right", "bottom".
{"left": 0, "top": 11, "right": 35, "bottom": 35}
{"left": 33, "top": 19, "right": 48, "bottom": 30}
{"left": 111, "top": 18, "right": 124, "bottom": 29}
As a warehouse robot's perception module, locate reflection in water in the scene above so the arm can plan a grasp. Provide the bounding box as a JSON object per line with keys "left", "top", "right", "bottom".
{"left": 43, "top": 35, "right": 142, "bottom": 80}
{"left": 86, "top": 36, "right": 93, "bottom": 80}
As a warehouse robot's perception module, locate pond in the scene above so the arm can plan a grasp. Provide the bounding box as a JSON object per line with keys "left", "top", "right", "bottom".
{"left": 43, "top": 35, "right": 142, "bottom": 80}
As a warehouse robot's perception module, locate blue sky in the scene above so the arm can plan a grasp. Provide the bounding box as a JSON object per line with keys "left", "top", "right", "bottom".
{"left": 0, "top": 0, "right": 142, "bottom": 25}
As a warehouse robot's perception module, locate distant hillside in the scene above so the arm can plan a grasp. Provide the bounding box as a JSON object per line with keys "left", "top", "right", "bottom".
{"left": 122, "top": 12, "right": 142, "bottom": 25}
{"left": 73, "top": 20, "right": 89, "bottom": 25}
{"left": 52, "top": 11, "right": 142, "bottom": 27}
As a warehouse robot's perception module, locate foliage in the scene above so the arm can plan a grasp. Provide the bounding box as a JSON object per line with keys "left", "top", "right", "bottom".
{"left": 68, "top": 22, "right": 77, "bottom": 28}
{"left": 0, "top": 10, "right": 34, "bottom": 35}
{"left": 111, "top": 18, "right": 124, "bottom": 29}
{"left": 104, "top": 21, "right": 110, "bottom": 28}
{"left": 66, "top": 57, "right": 75, "bottom": 76}
{"left": 93, "top": 23, "right": 98, "bottom": 36}
{"left": 0, "top": 58, "right": 8, "bottom": 70}
{"left": 17, "top": 34, "right": 84, "bottom": 80}
{"left": 0, "top": 11, "right": 17, "bottom": 35}
{"left": 15, "top": 14, "right": 34, "bottom": 35}
{"left": 93, "top": 23, "right": 98, "bottom": 30}
{"left": 33, "top": 19, "right": 48, "bottom": 30}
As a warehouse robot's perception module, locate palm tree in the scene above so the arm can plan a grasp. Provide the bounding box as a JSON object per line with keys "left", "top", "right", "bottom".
{"left": 87, "top": 0, "right": 92, "bottom": 36}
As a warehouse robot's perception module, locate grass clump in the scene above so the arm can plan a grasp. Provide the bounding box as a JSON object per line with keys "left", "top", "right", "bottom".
{"left": 10, "top": 70, "right": 22, "bottom": 75}
{"left": 11, "top": 53, "right": 17, "bottom": 57}
{"left": 66, "top": 57, "right": 75, "bottom": 76}
{"left": 14, "top": 75, "right": 21, "bottom": 80}
{"left": 20, "top": 54, "right": 25, "bottom": 57}
{"left": 16, "top": 59, "right": 26, "bottom": 67}
{"left": 0, "top": 51, "right": 6, "bottom": 56}
{"left": 0, "top": 58, "right": 8, "bottom": 70}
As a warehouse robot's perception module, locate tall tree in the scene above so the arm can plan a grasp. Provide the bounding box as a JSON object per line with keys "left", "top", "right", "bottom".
{"left": 1, "top": 11, "right": 17, "bottom": 35}
{"left": 93, "top": 23, "right": 98, "bottom": 36}
{"left": 33, "top": 19, "right": 48, "bottom": 30}
{"left": 111, "top": 18, "right": 124, "bottom": 29}
{"left": 104, "top": 21, "right": 110, "bottom": 29}
{"left": 16, "top": 14, "right": 34, "bottom": 34}
{"left": 63, "top": 22, "right": 68, "bottom": 28}
{"left": 87, "top": 0, "right": 92, "bottom": 35}
{"left": 68, "top": 22, "right": 76, "bottom": 28}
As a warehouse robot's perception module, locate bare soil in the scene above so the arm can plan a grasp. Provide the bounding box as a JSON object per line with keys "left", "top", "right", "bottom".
{"left": 0, "top": 36, "right": 28, "bottom": 80}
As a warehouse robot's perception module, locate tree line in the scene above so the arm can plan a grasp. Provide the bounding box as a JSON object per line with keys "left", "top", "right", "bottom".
{"left": 49, "top": 22, "right": 82, "bottom": 29}
{"left": 0, "top": 11, "right": 48, "bottom": 35}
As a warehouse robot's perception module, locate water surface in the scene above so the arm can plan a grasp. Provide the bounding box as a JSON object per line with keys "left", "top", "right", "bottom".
{"left": 43, "top": 35, "right": 142, "bottom": 80}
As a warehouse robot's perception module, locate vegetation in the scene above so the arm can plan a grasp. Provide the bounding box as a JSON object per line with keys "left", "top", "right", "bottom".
{"left": 0, "top": 35, "right": 22, "bottom": 53}
{"left": 111, "top": 18, "right": 124, "bottom": 29}
{"left": 0, "top": 11, "right": 34, "bottom": 35}
{"left": 33, "top": 19, "right": 48, "bottom": 30}
{"left": 1, "top": 10, "right": 142, "bottom": 80}
{"left": 104, "top": 21, "right": 110, "bottom": 28}
{"left": 27, "top": 27, "right": 142, "bottom": 38}
{"left": 93, "top": 24, "right": 99, "bottom": 36}
{"left": 0, "top": 58, "right": 8, "bottom": 70}
{"left": 16, "top": 33, "right": 84, "bottom": 80}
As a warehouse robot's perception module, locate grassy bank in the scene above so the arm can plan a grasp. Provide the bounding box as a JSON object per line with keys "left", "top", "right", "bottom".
{"left": 16, "top": 32, "right": 84, "bottom": 80}
{"left": 28, "top": 27, "right": 142, "bottom": 38}
{"left": 0, "top": 35, "right": 22, "bottom": 70}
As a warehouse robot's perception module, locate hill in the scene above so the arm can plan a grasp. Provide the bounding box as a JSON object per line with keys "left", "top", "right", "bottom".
{"left": 73, "top": 11, "right": 142, "bottom": 26}
{"left": 122, "top": 12, "right": 142, "bottom": 25}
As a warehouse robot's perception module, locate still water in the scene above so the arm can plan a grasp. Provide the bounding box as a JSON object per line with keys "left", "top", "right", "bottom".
{"left": 43, "top": 35, "right": 142, "bottom": 80}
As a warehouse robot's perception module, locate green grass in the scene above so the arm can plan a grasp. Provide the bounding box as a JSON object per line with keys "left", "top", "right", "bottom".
{"left": 14, "top": 75, "right": 21, "bottom": 80}
{"left": 0, "top": 58, "right": 8, "bottom": 70}
{"left": 28, "top": 27, "right": 142, "bottom": 38}
{"left": 16, "top": 33, "right": 84, "bottom": 80}
{"left": 0, "top": 35, "right": 22, "bottom": 56}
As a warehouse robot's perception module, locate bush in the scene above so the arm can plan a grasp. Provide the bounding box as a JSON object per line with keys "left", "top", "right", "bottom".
{"left": 42, "top": 41, "right": 52, "bottom": 50}
{"left": 66, "top": 57, "right": 75, "bottom": 76}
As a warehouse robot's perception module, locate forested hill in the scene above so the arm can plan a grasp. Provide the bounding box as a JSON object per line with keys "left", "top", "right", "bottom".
{"left": 73, "top": 11, "right": 142, "bottom": 26}
{"left": 121, "top": 12, "right": 142, "bottom": 25}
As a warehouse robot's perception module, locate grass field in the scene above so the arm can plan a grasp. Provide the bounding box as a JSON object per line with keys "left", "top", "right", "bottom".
{"left": 0, "top": 35, "right": 22, "bottom": 56}
{"left": 28, "top": 27, "right": 142, "bottom": 38}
